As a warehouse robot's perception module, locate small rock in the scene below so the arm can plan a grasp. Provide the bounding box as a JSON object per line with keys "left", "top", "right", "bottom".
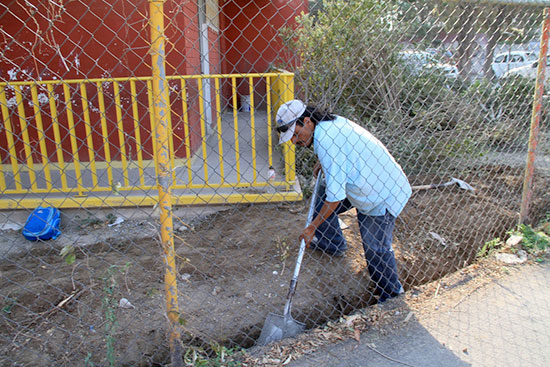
{"left": 177, "top": 225, "right": 189, "bottom": 232}
{"left": 212, "top": 286, "right": 222, "bottom": 296}
{"left": 272, "top": 270, "right": 278, "bottom": 275}
{"left": 245, "top": 292, "right": 254, "bottom": 300}
{"left": 506, "top": 235, "right": 523, "bottom": 247}
{"left": 517, "top": 250, "right": 528, "bottom": 261}
{"left": 495, "top": 252, "right": 527, "bottom": 265}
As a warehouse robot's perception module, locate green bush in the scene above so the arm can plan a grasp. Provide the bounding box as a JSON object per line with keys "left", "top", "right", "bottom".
{"left": 464, "top": 76, "right": 540, "bottom": 151}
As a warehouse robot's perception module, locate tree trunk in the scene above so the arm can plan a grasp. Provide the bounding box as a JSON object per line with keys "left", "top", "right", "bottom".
{"left": 456, "top": 4, "right": 476, "bottom": 79}
{"left": 483, "top": 6, "right": 507, "bottom": 80}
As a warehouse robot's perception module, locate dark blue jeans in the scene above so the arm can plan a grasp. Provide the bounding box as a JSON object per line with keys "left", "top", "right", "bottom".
{"left": 313, "top": 183, "right": 403, "bottom": 302}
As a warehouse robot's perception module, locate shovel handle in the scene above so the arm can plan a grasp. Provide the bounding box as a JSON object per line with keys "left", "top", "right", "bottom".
{"left": 412, "top": 181, "right": 453, "bottom": 191}
{"left": 284, "top": 174, "right": 322, "bottom": 315}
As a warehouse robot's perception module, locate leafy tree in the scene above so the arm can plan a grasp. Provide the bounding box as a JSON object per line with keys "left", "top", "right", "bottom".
{"left": 278, "top": 0, "right": 402, "bottom": 121}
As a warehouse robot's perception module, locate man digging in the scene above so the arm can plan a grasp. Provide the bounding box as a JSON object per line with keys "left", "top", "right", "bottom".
{"left": 276, "top": 100, "right": 412, "bottom": 302}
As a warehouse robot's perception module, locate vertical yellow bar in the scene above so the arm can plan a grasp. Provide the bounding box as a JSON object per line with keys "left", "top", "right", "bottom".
{"left": 266, "top": 76, "right": 273, "bottom": 168}
{"left": 166, "top": 82, "right": 176, "bottom": 185}
{"left": 97, "top": 81, "right": 114, "bottom": 186}
{"left": 282, "top": 74, "right": 296, "bottom": 185}
{"left": 149, "top": 0, "right": 181, "bottom": 364}
{"left": 0, "top": 87, "right": 6, "bottom": 191}
{"left": 231, "top": 77, "right": 240, "bottom": 182}
{"left": 47, "top": 84, "right": 68, "bottom": 190}
{"left": 130, "top": 80, "right": 145, "bottom": 187}
{"left": 114, "top": 81, "right": 129, "bottom": 187}
{"left": 147, "top": 80, "right": 159, "bottom": 177}
{"left": 15, "top": 85, "right": 37, "bottom": 191}
{"left": 197, "top": 78, "right": 209, "bottom": 183}
{"left": 181, "top": 78, "right": 193, "bottom": 186}
{"left": 80, "top": 83, "right": 98, "bottom": 188}
{"left": 0, "top": 86, "right": 21, "bottom": 191}
{"left": 248, "top": 77, "right": 257, "bottom": 184}
{"left": 63, "top": 83, "right": 84, "bottom": 193}
{"left": 214, "top": 77, "right": 224, "bottom": 183}
{"left": 30, "top": 84, "right": 52, "bottom": 190}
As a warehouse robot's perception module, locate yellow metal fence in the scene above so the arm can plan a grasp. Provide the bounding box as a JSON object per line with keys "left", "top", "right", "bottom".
{"left": 0, "top": 72, "right": 300, "bottom": 209}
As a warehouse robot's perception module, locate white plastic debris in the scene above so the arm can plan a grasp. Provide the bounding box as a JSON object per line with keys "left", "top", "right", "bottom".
{"left": 267, "top": 166, "right": 276, "bottom": 181}
{"left": 0, "top": 222, "right": 22, "bottom": 231}
{"left": 118, "top": 298, "right": 136, "bottom": 309}
{"left": 429, "top": 231, "right": 447, "bottom": 247}
{"left": 338, "top": 218, "right": 349, "bottom": 230}
{"left": 108, "top": 217, "right": 125, "bottom": 227}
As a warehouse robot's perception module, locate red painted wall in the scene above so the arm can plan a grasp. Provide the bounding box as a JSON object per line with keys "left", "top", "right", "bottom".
{"left": 219, "top": 0, "right": 307, "bottom": 108}
{"left": 0, "top": 0, "right": 303, "bottom": 165}
{"left": 0, "top": 0, "right": 211, "bottom": 164}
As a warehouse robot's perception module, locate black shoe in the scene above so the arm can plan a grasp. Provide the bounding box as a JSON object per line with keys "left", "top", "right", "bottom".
{"left": 309, "top": 237, "right": 347, "bottom": 257}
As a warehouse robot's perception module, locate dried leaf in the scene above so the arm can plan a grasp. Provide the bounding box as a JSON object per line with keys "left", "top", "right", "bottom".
{"left": 353, "top": 328, "right": 361, "bottom": 342}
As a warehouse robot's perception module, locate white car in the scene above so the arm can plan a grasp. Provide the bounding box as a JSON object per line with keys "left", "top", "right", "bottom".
{"left": 502, "top": 57, "right": 550, "bottom": 81}
{"left": 399, "top": 51, "right": 458, "bottom": 78}
{"left": 492, "top": 51, "right": 537, "bottom": 78}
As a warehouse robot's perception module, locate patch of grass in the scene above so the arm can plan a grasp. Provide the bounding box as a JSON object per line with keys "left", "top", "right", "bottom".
{"left": 183, "top": 343, "right": 243, "bottom": 367}
{"left": 476, "top": 237, "right": 502, "bottom": 258}
{"left": 514, "top": 224, "right": 550, "bottom": 254}
{"left": 75, "top": 212, "right": 117, "bottom": 228}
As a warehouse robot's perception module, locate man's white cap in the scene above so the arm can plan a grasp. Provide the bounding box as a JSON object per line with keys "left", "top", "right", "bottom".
{"left": 275, "top": 99, "right": 307, "bottom": 144}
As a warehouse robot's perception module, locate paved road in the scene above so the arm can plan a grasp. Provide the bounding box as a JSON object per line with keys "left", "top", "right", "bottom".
{"left": 287, "top": 262, "right": 550, "bottom": 367}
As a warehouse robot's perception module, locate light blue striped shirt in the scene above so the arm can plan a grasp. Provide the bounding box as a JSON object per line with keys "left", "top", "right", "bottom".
{"left": 313, "top": 116, "right": 411, "bottom": 217}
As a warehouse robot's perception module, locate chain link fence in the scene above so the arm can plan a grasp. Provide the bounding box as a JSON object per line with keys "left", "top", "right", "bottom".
{"left": 1, "top": 0, "right": 550, "bottom": 366}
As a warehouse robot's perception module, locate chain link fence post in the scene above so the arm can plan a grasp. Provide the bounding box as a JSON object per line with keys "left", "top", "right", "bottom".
{"left": 521, "top": 6, "right": 550, "bottom": 224}
{"left": 148, "top": 0, "right": 182, "bottom": 365}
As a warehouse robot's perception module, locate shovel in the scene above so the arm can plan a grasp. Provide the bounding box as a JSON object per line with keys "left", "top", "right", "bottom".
{"left": 257, "top": 173, "right": 322, "bottom": 346}
{"left": 412, "top": 177, "right": 474, "bottom": 191}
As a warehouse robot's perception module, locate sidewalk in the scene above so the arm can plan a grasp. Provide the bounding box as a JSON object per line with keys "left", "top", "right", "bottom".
{"left": 285, "top": 261, "right": 550, "bottom": 367}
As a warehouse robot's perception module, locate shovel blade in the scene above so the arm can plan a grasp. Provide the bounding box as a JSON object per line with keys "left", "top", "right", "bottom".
{"left": 257, "top": 312, "right": 305, "bottom": 346}
{"left": 450, "top": 177, "right": 474, "bottom": 191}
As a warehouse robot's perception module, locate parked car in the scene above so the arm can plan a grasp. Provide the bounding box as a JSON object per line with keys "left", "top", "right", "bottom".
{"left": 502, "top": 56, "right": 550, "bottom": 81}
{"left": 398, "top": 50, "right": 458, "bottom": 78}
{"left": 492, "top": 51, "right": 537, "bottom": 78}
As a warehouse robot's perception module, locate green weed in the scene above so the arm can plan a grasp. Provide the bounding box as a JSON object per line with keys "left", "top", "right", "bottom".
{"left": 2, "top": 296, "right": 17, "bottom": 314}
{"left": 183, "top": 343, "right": 242, "bottom": 367}
{"left": 513, "top": 224, "right": 550, "bottom": 254}
{"left": 60, "top": 245, "right": 76, "bottom": 265}
{"left": 476, "top": 237, "right": 501, "bottom": 258}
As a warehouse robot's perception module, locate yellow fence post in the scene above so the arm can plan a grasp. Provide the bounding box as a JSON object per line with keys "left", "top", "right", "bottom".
{"left": 148, "top": 1, "right": 182, "bottom": 365}
{"left": 281, "top": 73, "right": 296, "bottom": 187}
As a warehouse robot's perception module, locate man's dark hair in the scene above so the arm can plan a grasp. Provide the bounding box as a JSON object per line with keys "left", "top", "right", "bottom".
{"left": 296, "top": 106, "right": 335, "bottom": 126}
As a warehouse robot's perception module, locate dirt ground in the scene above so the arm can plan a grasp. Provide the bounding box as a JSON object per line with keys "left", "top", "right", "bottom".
{"left": 1, "top": 165, "right": 550, "bottom": 366}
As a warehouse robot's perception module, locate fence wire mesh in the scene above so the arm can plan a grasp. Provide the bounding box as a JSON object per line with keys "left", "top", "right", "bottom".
{"left": 1, "top": 0, "right": 550, "bottom": 366}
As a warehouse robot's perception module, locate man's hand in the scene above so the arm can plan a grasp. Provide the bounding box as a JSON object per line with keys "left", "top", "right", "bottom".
{"left": 300, "top": 224, "right": 316, "bottom": 248}
{"left": 300, "top": 200, "right": 340, "bottom": 248}
{"left": 313, "top": 161, "right": 322, "bottom": 178}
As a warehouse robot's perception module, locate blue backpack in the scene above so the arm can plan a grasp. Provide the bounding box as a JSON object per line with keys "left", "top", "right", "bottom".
{"left": 22, "top": 207, "right": 61, "bottom": 241}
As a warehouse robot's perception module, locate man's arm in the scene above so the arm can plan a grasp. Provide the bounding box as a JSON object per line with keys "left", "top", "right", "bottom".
{"left": 300, "top": 200, "right": 340, "bottom": 247}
